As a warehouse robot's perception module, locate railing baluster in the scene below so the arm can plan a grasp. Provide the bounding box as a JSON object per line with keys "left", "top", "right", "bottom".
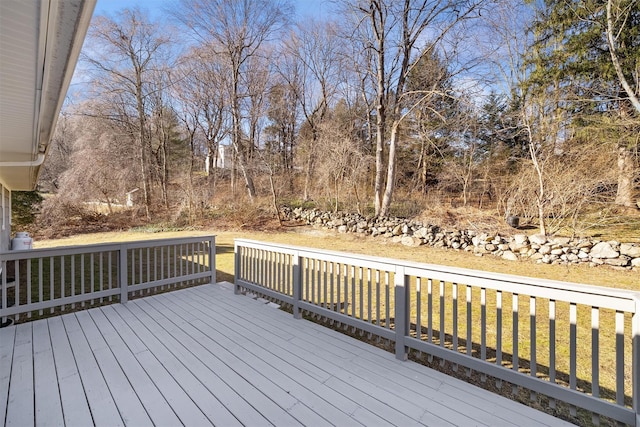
{"left": 38, "top": 258, "right": 43, "bottom": 316}
{"left": 359, "top": 266, "right": 364, "bottom": 321}
{"left": 513, "top": 293, "right": 519, "bottom": 379}
{"left": 466, "top": 284, "right": 472, "bottom": 357}
{"left": 496, "top": 289, "right": 502, "bottom": 388}
{"left": 376, "top": 270, "right": 381, "bottom": 327}
{"left": 453, "top": 282, "right": 458, "bottom": 358}
{"left": 440, "top": 280, "right": 445, "bottom": 350}
{"left": 26, "top": 258, "right": 32, "bottom": 318}
{"left": 328, "top": 262, "right": 334, "bottom": 312}
{"left": 80, "top": 254, "right": 85, "bottom": 307}
{"left": 324, "top": 261, "right": 328, "bottom": 310}
{"left": 108, "top": 252, "right": 113, "bottom": 302}
{"left": 616, "top": 310, "right": 624, "bottom": 407}
{"left": 367, "top": 268, "right": 372, "bottom": 324}
{"left": 592, "top": 306, "right": 600, "bottom": 426}
{"left": 549, "top": 299, "right": 556, "bottom": 408}
{"left": 50, "top": 257, "right": 55, "bottom": 313}
{"left": 336, "top": 263, "right": 342, "bottom": 314}
{"left": 351, "top": 265, "right": 356, "bottom": 318}
{"left": 416, "top": 277, "right": 421, "bottom": 341}
{"left": 466, "top": 284, "right": 472, "bottom": 377}
{"left": 569, "top": 302, "right": 577, "bottom": 417}
{"left": 99, "top": 252, "right": 103, "bottom": 303}
{"left": 385, "top": 271, "right": 390, "bottom": 329}
{"left": 481, "top": 287, "right": 486, "bottom": 381}
{"left": 428, "top": 278, "right": 433, "bottom": 345}
{"left": 530, "top": 296, "right": 536, "bottom": 400}
{"left": 15, "top": 261, "right": 20, "bottom": 320}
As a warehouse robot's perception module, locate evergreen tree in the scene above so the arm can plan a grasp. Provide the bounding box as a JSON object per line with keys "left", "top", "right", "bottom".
{"left": 526, "top": 0, "right": 640, "bottom": 207}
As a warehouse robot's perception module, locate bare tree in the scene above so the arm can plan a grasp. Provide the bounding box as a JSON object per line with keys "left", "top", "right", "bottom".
{"left": 172, "top": 47, "right": 229, "bottom": 194}
{"left": 344, "top": 0, "right": 486, "bottom": 217}
{"left": 83, "top": 8, "right": 173, "bottom": 219}
{"left": 172, "top": 0, "right": 291, "bottom": 201}
{"left": 277, "top": 18, "right": 344, "bottom": 201}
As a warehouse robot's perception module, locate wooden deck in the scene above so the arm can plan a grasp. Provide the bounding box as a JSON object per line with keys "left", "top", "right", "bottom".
{"left": 1, "top": 282, "right": 575, "bottom": 426}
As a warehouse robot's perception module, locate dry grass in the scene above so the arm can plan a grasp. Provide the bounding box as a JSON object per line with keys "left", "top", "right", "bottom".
{"left": 34, "top": 226, "right": 639, "bottom": 290}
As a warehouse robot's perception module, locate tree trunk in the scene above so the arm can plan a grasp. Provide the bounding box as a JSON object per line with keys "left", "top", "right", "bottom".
{"left": 380, "top": 122, "right": 399, "bottom": 217}
{"left": 231, "top": 70, "right": 256, "bottom": 201}
{"left": 303, "top": 133, "right": 317, "bottom": 201}
{"left": 614, "top": 144, "right": 636, "bottom": 207}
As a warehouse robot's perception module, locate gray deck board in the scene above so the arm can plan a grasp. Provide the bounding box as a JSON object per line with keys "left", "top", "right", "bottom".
{"left": 2, "top": 282, "right": 575, "bottom": 427}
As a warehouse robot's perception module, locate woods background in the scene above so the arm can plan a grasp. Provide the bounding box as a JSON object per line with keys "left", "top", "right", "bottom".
{"left": 26, "top": 0, "right": 640, "bottom": 238}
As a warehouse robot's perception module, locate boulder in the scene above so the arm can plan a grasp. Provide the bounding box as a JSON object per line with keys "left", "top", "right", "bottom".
{"left": 631, "top": 258, "right": 640, "bottom": 267}
{"left": 590, "top": 242, "right": 619, "bottom": 259}
{"left": 513, "top": 234, "right": 529, "bottom": 244}
{"left": 620, "top": 244, "right": 640, "bottom": 258}
{"left": 401, "top": 236, "right": 420, "bottom": 247}
{"left": 502, "top": 251, "right": 519, "bottom": 261}
{"left": 604, "top": 256, "right": 630, "bottom": 267}
{"left": 529, "top": 234, "right": 547, "bottom": 245}
{"left": 551, "top": 237, "right": 571, "bottom": 246}
{"left": 539, "top": 245, "right": 552, "bottom": 255}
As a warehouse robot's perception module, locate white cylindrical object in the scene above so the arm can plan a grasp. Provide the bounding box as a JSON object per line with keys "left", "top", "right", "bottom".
{"left": 11, "top": 232, "right": 33, "bottom": 250}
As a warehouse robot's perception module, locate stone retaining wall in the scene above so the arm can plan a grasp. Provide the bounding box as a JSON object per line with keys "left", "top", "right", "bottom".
{"left": 281, "top": 207, "right": 640, "bottom": 270}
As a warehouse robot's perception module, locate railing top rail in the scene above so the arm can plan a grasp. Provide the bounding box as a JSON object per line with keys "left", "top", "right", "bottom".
{"left": 0, "top": 235, "right": 216, "bottom": 260}
{"left": 235, "top": 238, "right": 640, "bottom": 310}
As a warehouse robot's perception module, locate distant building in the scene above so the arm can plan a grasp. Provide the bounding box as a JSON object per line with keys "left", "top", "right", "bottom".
{"left": 205, "top": 145, "right": 226, "bottom": 175}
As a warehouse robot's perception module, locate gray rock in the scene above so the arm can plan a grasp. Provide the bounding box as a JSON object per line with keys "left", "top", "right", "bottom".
{"left": 577, "top": 241, "right": 593, "bottom": 249}
{"left": 337, "top": 225, "right": 348, "bottom": 233}
{"left": 401, "top": 236, "right": 420, "bottom": 247}
{"left": 604, "top": 256, "right": 630, "bottom": 267}
{"left": 502, "top": 251, "right": 519, "bottom": 261}
{"left": 529, "top": 234, "right": 547, "bottom": 245}
{"left": 566, "top": 253, "right": 579, "bottom": 262}
{"left": 514, "top": 234, "right": 529, "bottom": 244}
{"left": 551, "top": 237, "right": 571, "bottom": 245}
{"left": 590, "top": 242, "right": 619, "bottom": 259}
{"left": 620, "top": 244, "right": 640, "bottom": 258}
{"left": 631, "top": 258, "right": 640, "bottom": 267}
{"left": 550, "top": 248, "right": 564, "bottom": 256}
{"left": 539, "top": 245, "right": 552, "bottom": 255}
{"left": 509, "top": 242, "right": 530, "bottom": 252}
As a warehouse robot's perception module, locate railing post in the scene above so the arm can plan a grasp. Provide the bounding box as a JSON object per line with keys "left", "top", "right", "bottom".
{"left": 209, "top": 236, "right": 216, "bottom": 285}
{"left": 233, "top": 242, "right": 241, "bottom": 295}
{"left": 292, "top": 251, "right": 302, "bottom": 319}
{"left": 395, "top": 265, "right": 409, "bottom": 361}
{"left": 633, "top": 297, "right": 640, "bottom": 427}
{"left": 119, "top": 244, "right": 128, "bottom": 303}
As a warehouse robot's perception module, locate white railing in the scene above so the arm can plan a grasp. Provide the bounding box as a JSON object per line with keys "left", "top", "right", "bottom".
{"left": 234, "top": 238, "right": 640, "bottom": 426}
{"left": 1, "top": 236, "right": 215, "bottom": 322}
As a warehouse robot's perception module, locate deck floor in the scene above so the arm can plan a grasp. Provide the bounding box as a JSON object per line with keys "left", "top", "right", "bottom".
{"left": 1, "top": 282, "right": 574, "bottom": 426}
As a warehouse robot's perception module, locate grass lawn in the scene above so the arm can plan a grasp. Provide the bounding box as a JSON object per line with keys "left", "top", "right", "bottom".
{"left": 34, "top": 226, "right": 639, "bottom": 291}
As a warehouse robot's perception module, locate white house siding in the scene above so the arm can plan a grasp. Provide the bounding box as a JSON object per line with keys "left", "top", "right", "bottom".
{"left": 0, "top": 183, "right": 10, "bottom": 251}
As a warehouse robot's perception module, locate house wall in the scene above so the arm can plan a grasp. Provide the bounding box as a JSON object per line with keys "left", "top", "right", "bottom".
{"left": 0, "top": 184, "right": 10, "bottom": 252}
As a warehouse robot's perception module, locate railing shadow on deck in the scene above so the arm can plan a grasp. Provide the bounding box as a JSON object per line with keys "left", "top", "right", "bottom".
{"left": 0, "top": 236, "right": 216, "bottom": 324}
{"left": 234, "top": 238, "right": 640, "bottom": 427}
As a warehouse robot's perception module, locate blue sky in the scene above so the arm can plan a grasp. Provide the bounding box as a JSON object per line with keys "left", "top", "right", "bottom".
{"left": 93, "top": 0, "right": 331, "bottom": 19}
